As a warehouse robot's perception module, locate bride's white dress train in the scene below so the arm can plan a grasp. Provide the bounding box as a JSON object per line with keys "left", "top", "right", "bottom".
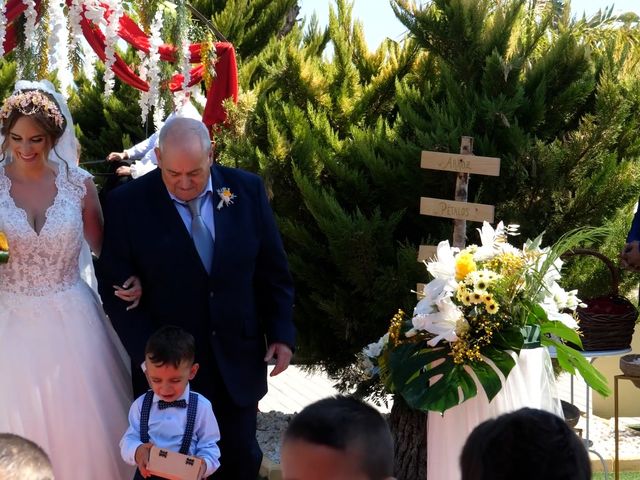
{"left": 0, "top": 164, "right": 134, "bottom": 479}
{"left": 427, "top": 347, "right": 562, "bottom": 480}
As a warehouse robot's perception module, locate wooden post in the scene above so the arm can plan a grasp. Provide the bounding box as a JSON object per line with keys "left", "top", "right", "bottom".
{"left": 417, "top": 137, "right": 500, "bottom": 293}
{"left": 452, "top": 137, "right": 473, "bottom": 249}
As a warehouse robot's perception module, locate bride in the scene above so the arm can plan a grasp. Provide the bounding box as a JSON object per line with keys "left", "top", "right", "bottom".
{"left": 0, "top": 80, "right": 136, "bottom": 478}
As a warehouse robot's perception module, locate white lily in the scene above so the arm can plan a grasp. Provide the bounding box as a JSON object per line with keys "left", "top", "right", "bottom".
{"left": 412, "top": 297, "right": 463, "bottom": 346}
{"left": 474, "top": 221, "right": 520, "bottom": 261}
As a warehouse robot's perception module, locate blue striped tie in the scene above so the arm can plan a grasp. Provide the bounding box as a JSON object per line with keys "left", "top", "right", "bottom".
{"left": 187, "top": 196, "right": 214, "bottom": 273}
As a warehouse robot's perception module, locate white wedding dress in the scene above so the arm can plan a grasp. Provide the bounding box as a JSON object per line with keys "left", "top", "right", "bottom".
{"left": 427, "top": 348, "right": 563, "bottom": 480}
{"left": 0, "top": 163, "right": 134, "bottom": 479}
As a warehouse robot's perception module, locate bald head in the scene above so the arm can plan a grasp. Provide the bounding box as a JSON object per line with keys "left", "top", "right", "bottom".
{"left": 0, "top": 433, "right": 54, "bottom": 480}
{"left": 158, "top": 117, "right": 211, "bottom": 156}
{"left": 155, "top": 117, "right": 213, "bottom": 202}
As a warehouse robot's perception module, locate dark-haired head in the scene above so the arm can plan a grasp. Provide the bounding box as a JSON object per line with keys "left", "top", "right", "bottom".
{"left": 145, "top": 325, "right": 195, "bottom": 368}
{"left": 0, "top": 89, "right": 67, "bottom": 158}
{"left": 282, "top": 395, "right": 395, "bottom": 480}
{"left": 460, "top": 407, "right": 591, "bottom": 480}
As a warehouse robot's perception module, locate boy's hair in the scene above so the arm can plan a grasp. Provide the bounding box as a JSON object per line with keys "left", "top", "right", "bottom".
{"left": 0, "top": 433, "right": 54, "bottom": 480}
{"left": 284, "top": 395, "right": 394, "bottom": 480}
{"left": 145, "top": 325, "right": 195, "bottom": 368}
{"left": 460, "top": 407, "right": 591, "bottom": 480}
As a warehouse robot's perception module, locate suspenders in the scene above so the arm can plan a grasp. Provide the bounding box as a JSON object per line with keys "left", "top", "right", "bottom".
{"left": 139, "top": 390, "right": 200, "bottom": 455}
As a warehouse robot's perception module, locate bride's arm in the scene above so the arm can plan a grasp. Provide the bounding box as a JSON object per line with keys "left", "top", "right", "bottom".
{"left": 82, "top": 178, "right": 104, "bottom": 256}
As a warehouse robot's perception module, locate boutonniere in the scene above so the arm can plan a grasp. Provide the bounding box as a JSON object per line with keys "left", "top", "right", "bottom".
{"left": 216, "top": 187, "right": 236, "bottom": 210}
{"left": 0, "top": 231, "right": 9, "bottom": 263}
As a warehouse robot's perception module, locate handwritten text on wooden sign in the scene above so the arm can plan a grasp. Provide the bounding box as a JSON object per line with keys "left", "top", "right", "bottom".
{"left": 420, "top": 197, "right": 494, "bottom": 223}
{"left": 421, "top": 151, "right": 500, "bottom": 176}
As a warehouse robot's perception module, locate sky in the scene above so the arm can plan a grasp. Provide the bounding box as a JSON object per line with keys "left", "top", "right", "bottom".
{"left": 299, "top": 0, "right": 640, "bottom": 49}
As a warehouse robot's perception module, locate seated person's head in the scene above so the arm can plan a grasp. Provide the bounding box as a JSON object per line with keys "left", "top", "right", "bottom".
{"left": 0, "top": 433, "right": 54, "bottom": 480}
{"left": 281, "top": 395, "right": 395, "bottom": 480}
{"left": 460, "top": 407, "right": 591, "bottom": 480}
{"left": 145, "top": 326, "right": 198, "bottom": 403}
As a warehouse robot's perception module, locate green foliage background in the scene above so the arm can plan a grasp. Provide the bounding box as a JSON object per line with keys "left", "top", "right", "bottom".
{"left": 1, "top": 0, "right": 639, "bottom": 391}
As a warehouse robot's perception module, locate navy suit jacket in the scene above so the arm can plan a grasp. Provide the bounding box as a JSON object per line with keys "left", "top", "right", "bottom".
{"left": 627, "top": 201, "right": 640, "bottom": 243}
{"left": 98, "top": 165, "right": 295, "bottom": 407}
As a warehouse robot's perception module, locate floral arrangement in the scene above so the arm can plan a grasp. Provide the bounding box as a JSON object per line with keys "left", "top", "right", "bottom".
{"left": 0, "top": 231, "right": 9, "bottom": 264}
{"left": 362, "top": 222, "right": 610, "bottom": 413}
{"left": 0, "top": 90, "right": 64, "bottom": 129}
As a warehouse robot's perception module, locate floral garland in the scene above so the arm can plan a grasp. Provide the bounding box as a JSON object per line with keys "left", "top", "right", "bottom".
{"left": 22, "top": 0, "right": 38, "bottom": 56}
{"left": 0, "top": 0, "right": 7, "bottom": 58}
{"left": 137, "top": 50, "right": 151, "bottom": 124}
{"left": 148, "top": 9, "right": 164, "bottom": 130}
{"left": 175, "top": 1, "right": 192, "bottom": 91}
{"left": 201, "top": 34, "right": 218, "bottom": 90}
{"left": 102, "top": 0, "right": 123, "bottom": 97}
{"left": 47, "top": 0, "right": 71, "bottom": 94}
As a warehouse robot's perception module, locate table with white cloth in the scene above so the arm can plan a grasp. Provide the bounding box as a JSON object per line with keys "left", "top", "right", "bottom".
{"left": 426, "top": 347, "right": 561, "bottom": 480}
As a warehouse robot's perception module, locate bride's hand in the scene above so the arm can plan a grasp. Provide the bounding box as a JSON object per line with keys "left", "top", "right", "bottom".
{"left": 113, "top": 275, "right": 142, "bottom": 310}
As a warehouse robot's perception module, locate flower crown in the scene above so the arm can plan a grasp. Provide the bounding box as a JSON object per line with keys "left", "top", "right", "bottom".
{"left": 0, "top": 90, "right": 65, "bottom": 129}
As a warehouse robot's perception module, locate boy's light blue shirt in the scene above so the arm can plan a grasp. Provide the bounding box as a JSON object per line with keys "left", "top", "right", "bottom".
{"left": 120, "top": 384, "right": 221, "bottom": 476}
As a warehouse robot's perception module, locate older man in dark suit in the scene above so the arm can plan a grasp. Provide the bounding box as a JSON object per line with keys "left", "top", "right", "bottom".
{"left": 98, "top": 117, "right": 295, "bottom": 480}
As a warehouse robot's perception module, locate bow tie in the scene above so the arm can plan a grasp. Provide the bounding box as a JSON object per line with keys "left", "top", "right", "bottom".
{"left": 158, "top": 399, "right": 187, "bottom": 410}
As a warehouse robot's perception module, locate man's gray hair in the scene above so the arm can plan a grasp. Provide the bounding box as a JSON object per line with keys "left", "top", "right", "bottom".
{"left": 158, "top": 117, "right": 211, "bottom": 154}
{"left": 0, "top": 433, "right": 54, "bottom": 480}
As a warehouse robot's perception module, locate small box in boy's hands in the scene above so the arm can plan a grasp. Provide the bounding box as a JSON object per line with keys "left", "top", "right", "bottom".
{"left": 146, "top": 445, "right": 205, "bottom": 480}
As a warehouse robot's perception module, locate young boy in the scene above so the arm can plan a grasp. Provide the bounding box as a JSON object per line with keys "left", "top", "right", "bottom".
{"left": 120, "top": 326, "right": 221, "bottom": 479}
{"left": 280, "top": 395, "right": 396, "bottom": 480}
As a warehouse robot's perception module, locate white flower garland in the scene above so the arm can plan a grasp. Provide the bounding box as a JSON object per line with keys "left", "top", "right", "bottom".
{"left": 153, "top": 96, "right": 165, "bottom": 132}
{"left": 147, "top": 9, "right": 164, "bottom": 128}
{"left": 22, "top": 0, "right": 38, "bottom": 54}
{"left": 137, "top": 50, "right": 151, "bottom": 124}
{"left": 68, "top": 0, "right": 86, "bottom": 47}
{"left": 47, "top": 0, "right": 71, "bottom": 95}
{"left": 102, "top": 0, "right": 123, "bottom": 97}
{"left": 180, "top": 27, "right": 192, "bottom": 90}
{"left": 0, "top": 0, "right": 7, "bottom": 58}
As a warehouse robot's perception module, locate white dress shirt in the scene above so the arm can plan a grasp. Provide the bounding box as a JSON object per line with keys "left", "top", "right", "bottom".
{"left": 120, "top": 384, "right": 221, "bottom": 477}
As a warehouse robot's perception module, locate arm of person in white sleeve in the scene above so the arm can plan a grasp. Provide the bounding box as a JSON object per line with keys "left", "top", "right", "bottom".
{"left": 125, "top": 130, "right": 159, "bottom": 161}
{"left": 130, "top": 149, "right": 159, "bottom": 179}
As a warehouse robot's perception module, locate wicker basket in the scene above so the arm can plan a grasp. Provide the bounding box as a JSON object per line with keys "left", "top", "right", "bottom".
{"left": 562, "top": 249, "right": 638, "bottom": 351}
{"left": 620, "top": 354, "right": 640, "bottom": 388}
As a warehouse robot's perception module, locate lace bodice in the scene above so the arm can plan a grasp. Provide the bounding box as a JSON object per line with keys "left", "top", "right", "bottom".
{"left": 0, "top": 164, "right": 91, "bottom": 296}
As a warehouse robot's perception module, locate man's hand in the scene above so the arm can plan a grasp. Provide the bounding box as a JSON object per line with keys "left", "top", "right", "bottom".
{"left": 264, "top": 342, "right": 292, "bottom": 377}
{"left": 107, "top": 151, "right": 128, "bottom": 162}
{"left": 134, "top": 443, "right": 153, "bottom": 478}
{"left": 620, "top": 241, "right": 640, "bottom": 271}
{"left": 113, "top": 275, "right": 143, "bottom": 310}
{"left": 116, "top": 165, "right": 132, "bottom": 177}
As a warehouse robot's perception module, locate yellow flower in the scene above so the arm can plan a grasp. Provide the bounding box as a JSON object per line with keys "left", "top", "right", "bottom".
{"left": 485, "top": 300, "right": 499, "bottom": 315}
{"left": 0, "top": 232, "right": 8, "bottom": 251}
{"left": 455, "top": 252, "right": 477, "bottom": 281}
{"left": 462, "top": 292, "right": 472, "bottom": 306}
{"left": 456, "top": 284, "right": 468, "bottom": 301}
{"left": 470, "top": 291, "right": 484, "bottom": 304}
